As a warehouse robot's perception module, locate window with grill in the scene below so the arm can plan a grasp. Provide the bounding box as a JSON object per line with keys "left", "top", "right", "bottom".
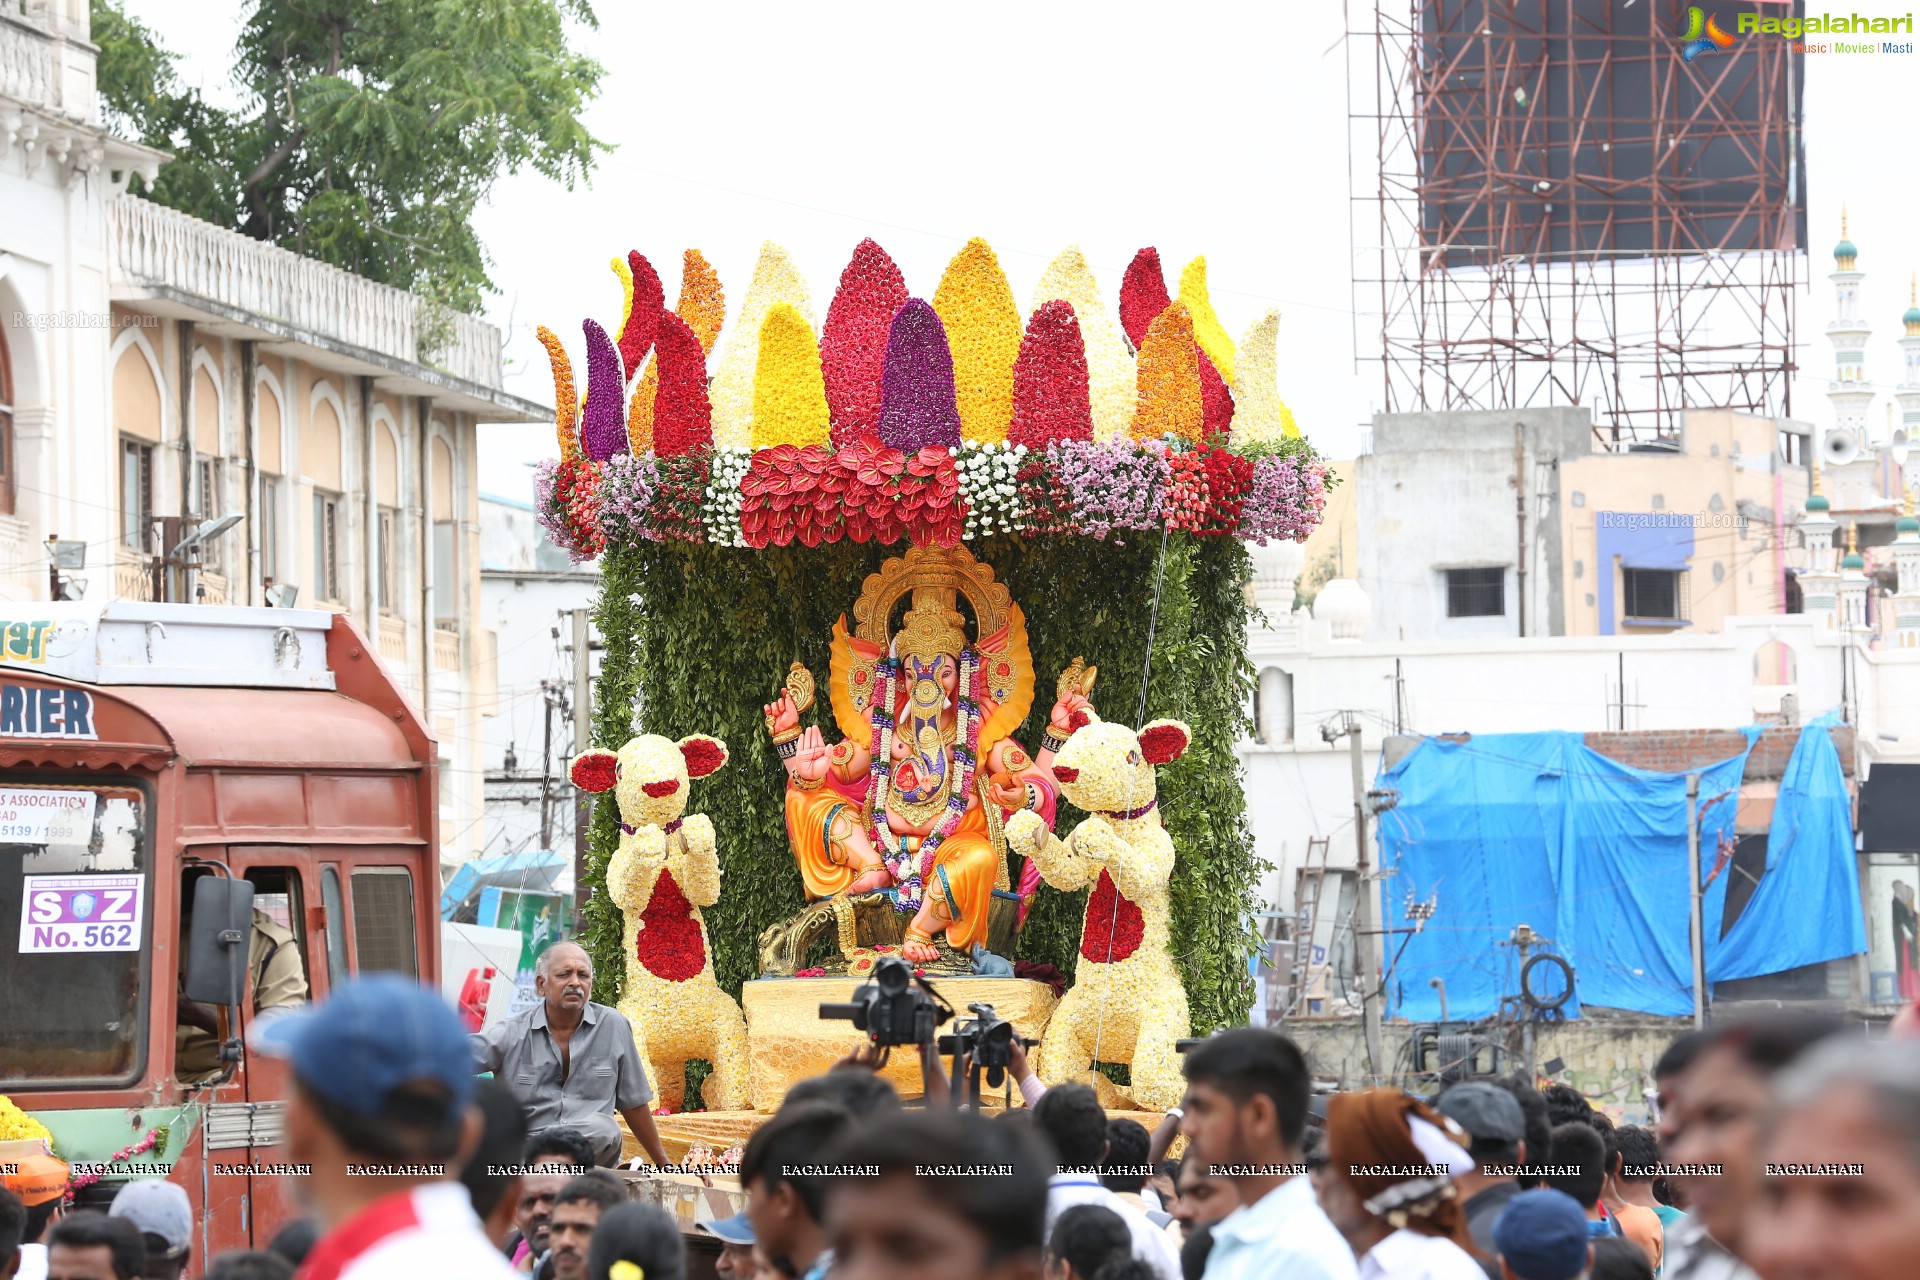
{"left": 1444, "top": 567, "right": 1506, "bottom": 617}
{"left": 312, "top": 492, "right": 340, "bottom": 601}
{"left": 1623, "top": 568, "right": 1688, "bottom": 622}
{"left": 121, "top": 440, "right": 153, "bottom": 550}
{"left": 260, "top": 477, "right": 280, "bottom": 580}
{"left": 349, "top": 868, "right": 417, "bottom": 977}
{"left": 378, "top": 507, "right": 398, "bottom": 614}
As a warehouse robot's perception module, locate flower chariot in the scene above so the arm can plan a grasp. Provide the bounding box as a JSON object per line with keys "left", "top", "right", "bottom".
{"left": 535, "top": 235, "right": 1327, "bottom": 1122}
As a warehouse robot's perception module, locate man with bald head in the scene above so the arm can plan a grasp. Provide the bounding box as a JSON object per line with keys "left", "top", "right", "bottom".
{"left": 472, "top": 941, "right": 669, "bottom": 1168}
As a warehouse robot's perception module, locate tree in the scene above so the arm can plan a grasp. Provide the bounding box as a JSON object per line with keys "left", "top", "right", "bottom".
{"left": 93, "top": 0, "right": 607, "bottom": 314}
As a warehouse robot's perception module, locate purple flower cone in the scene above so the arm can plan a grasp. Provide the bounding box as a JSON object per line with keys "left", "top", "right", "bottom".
{"left": 580, "top": 318, "right": 628, "bottom": 462}
{"left": 876, "top": 299, "right": 962, "bottom": 452}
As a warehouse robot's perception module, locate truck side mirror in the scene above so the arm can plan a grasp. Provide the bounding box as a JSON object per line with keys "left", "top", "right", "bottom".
{"left": 185, "top": 875, "right": 254, "bottom": 1008}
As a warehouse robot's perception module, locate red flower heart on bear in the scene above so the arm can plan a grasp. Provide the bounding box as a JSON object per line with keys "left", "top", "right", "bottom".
{"left": 1080, "top": 869, "right": 1144, "bottom": 962}
{"left": 634, "top": 870, "right": 707, "bottom": 981}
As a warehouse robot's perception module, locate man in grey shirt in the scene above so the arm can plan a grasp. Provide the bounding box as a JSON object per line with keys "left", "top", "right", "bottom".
{"left": 472, "top": 942, "right": 670, "bottom": 1168}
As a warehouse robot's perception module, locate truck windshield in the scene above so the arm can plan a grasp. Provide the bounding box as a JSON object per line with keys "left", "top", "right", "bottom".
{"left": 0, "top": 781, "right": 149, "bottom": 1085}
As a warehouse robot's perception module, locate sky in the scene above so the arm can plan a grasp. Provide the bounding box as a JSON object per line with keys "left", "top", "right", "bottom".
{"left": 121, "top": 0, "right": 1920, "bottom": 504}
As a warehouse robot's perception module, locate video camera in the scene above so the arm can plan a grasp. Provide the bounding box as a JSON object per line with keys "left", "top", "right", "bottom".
{"left": 819, "top": 955, "right": 943, "bottom": 1048}
{"left": 937, "top": 1002, "right": 1038, "bottom": 1089}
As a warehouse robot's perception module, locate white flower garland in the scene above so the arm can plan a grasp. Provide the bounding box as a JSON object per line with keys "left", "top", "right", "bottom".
{"left": 953, "top": 441, "right": 1028, "bottom": 539}
{"left": 702, "top": 446, "right": 753, "bottom": 548}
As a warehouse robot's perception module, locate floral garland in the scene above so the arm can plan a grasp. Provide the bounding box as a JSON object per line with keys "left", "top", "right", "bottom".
{"left": 535, "top": 457, "right": 605, "bottom": 562}
{"left": 866, "top": 652, "right": 982, "bottom": 914}
{"left": 1238, "top": 451, "right": 1326, "bottom": 545}
{"left": 598, "top": 453, "right": 660, "bottom": 546}
{"left": 65, "top": 1127, "right": 168, "bottom": 1203}
{"left": 650, "top": 450, "right": 710, "bottom": 544}
{"left": 702, "top": 448, "right": 753, "bottom": 548}
{"left": 953, "top": 442, "right": 1027, "bottom": 538}
{"left": 0, "top": 1093, "right": 50, "bottom": 1142}
{"left": 1049, "top": 439, "right": 1168, "bottom": 542}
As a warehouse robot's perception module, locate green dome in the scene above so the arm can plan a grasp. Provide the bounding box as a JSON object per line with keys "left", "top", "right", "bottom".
{"left": 1835, "top": 238, "right": 1858, "bottom": 261}
{"left": 1904, "top": 304, "right": 1920, "bottom": 327}
{"left": 1805, "top": 491, "right": 1830, "bottom": 512}
{"left": 1842, "top": 548, "right": 1866, "bottom": 570}
{"left": 1899, "top": 513, "right": 1920, "bottom": 534}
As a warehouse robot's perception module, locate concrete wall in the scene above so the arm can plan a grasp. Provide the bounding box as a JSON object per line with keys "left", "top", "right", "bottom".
{"left": 1560, "top": 411, "right": 1811, "bottom": 636}
{"left": 1359, "top": 408, "right": 1592, "bottom": 641}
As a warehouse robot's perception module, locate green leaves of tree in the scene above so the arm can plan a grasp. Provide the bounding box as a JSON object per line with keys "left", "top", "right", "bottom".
{"left": 91, "top": 0, "right": 607, "bottom": 313}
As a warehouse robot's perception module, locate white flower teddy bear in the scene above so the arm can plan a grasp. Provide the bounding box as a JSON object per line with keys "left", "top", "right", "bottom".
{"left": 571, "top": 732, "right": 752, "bottom": 1112}
{"left": 1004, "top": 712, "right": 1194, "bottom": 1111}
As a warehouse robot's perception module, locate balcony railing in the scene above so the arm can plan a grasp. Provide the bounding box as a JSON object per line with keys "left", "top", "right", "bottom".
{"left": 378, "top": 615, "right": 409, "bottom": 665}
{"left": 107, "top": 197, "right": 505, "bottom": 389}
{"left": 433, "top": 627, "right": 460, "bottom": 672}
{"left": 114, "top": 550, "right": 153, "bottom": 602}
{"left": 0, "top": 16, "right": 68, "bottom": 119}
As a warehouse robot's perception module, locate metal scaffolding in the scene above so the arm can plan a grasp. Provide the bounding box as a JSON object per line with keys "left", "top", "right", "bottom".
{"left": 1350, "top": 0, "right": 1808, "bottom": 448}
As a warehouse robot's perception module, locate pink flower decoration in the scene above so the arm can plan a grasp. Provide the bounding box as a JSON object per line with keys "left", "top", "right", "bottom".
{"left": 822, "top": 239, "right": 909, "bottom": 446}
{"left": 580, "top": 319, "right": 628, "bottom": 462}
{"left": 1009, "top": 301, "right": 1094, "bottom": 448}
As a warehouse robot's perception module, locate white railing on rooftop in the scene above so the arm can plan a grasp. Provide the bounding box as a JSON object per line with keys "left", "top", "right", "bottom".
{"left": 0, "top": 14, "right": 69, "bottom": 117}
{"left": 108, "top": 196, "right": 504, "bottom": 390}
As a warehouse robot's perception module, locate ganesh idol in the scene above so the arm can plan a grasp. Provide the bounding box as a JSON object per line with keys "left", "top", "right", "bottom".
{"left": 762, "top": 546, "right": 1092, "bottom": 965}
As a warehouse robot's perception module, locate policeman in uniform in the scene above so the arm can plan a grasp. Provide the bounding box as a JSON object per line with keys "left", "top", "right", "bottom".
{"left": 176, "top": 907, "right": 309, "bottom": 1081}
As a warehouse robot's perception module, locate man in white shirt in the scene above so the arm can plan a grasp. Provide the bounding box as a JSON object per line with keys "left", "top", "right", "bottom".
{"left": 257, "top": 973, "right": 521, "bottom": 1280}
{"left": 1034, "top": 1084, "right": 1181, "bottom": 1280}
{"left": 1313, "top": 1088, "right": 1486, "bottom": 1280}
{"left": 1178, "top": 1028, "right": 1357, "bottom": 1280}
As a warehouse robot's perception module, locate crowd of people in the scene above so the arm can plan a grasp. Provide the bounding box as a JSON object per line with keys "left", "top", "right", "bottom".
{"left": 1, "top": 958, "right": 1916, "bottom": 1280}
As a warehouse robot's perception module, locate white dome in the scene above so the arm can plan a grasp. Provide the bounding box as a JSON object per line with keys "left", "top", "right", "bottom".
{"left": 1250, "top": 539, "right": 1306, "bottom": 610}
{"left": 1312, "top": 578, "right": 1371, "bottom": 641}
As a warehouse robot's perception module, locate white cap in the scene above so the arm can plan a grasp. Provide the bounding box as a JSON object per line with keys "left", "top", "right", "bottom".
{"left": 109, "top": 1178, "right": 192, "bottom": 1253}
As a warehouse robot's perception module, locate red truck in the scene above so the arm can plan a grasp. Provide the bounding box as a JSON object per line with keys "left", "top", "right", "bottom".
{"left": 0, "top": 602, "right": 440, "bottom": 1266}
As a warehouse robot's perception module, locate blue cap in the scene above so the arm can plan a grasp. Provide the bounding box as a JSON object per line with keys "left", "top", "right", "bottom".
{"left": 256, "top": 974, "right": 475, "bottom": 1117}
{"left": 1493, "top": 1189, "right": 1592, "bottom": 1280}
{"left": 697, "top": 1212, "right": 755, "bottom": 1246}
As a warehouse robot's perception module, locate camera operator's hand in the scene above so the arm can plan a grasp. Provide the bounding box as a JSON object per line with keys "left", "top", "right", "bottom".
{"left": 830, "top": 1041, "right": 887, "bottom": 1073}
{"left": 1009, "top": 1035, "right": 1034, "bottom": 1085}
{"left": 919, "top": 1041, "right": 952, "bottom": 1107}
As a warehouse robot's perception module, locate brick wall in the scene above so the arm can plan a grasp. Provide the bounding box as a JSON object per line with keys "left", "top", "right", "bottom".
{"left": 1582, "top": 724, "right": 1855, "bottom": 781}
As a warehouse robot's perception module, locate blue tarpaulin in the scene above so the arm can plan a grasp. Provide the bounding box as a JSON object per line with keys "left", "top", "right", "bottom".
{"left": 1378, "top": 715, "right": 1865, "bottom": 1020}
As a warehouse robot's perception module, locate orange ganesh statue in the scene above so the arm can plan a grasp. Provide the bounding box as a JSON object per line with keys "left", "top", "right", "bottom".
{"left": 762, "top": 545, "right": 1091, "bottom": 965}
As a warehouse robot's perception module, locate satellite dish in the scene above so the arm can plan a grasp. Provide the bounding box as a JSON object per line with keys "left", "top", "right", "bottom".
{"left": 1823, "top": 428, "right": 1861, "bottom": 467}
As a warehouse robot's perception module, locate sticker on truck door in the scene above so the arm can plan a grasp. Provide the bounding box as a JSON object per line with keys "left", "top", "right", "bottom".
{"left": 17, "top": 874, "right": 144, "bottom": 952}
{"left": 0, "top": 788, "right": 97, "bottom": 845}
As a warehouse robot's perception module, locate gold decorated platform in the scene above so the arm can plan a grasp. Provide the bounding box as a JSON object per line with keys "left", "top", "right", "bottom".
{"left": 740, "top": 975, "right": 1059, "bottom": 1111}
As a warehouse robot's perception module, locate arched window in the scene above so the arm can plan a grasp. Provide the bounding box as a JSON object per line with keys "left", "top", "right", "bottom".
{"left": 113, "top": 341, "right": 164, "bottom": 549}
{"left": 257, "top": 374, "right": 284, "bottom": 583}
{"left": 376, "top": 420, "right": 400, "bottom": 614}
{"left": 304, "top": 386, "right": 344, "bottom": 602}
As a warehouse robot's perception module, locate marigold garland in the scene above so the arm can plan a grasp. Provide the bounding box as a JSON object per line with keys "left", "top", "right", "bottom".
{"left": 822, "top": 238, "right": 908, "bottom": 446}
{"left": 1009, "top": 300, "right": 1094, "bottom": 448}
{"left": 1178, "top": 256, "right": 1237, "bottom": 386}
{"left": 1130, "top": 304, "right": 1204, "bottom": 443}
{"left": 0, "top": 1093, "right": 50, "bottom": 1143}
{"left": 651, "top": 313, "right": 714, "bottom": 457}
{"left": 537, "top": 325, "right": 580, "bottom": 462}
{"left": 751, "top": 304, "right": 832, "bottom": 449}
{"left": 678, "top": 249, "right": 727, "bottom": 354}
{"left": 711, "top": 241, "right": 813, "bottom": 449}
{"left": 877, "top": 300, "right": 963, "bottom": 453}
{"left": 932, "top": 237, "right": 1020, "bottom": 444}
{"left": 1119, "top": 247, "right": 1173, "bottom": 350}
{"left": 616, "top": 251, "right": 666, "bottom": 382}
{"left": 1032, "top": 246, "right": 1133, "bottom": 442}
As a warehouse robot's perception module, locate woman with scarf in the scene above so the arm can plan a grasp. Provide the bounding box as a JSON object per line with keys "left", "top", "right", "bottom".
{"left": 1312, "top": 1089, "right": 1489, "bottom": 1280}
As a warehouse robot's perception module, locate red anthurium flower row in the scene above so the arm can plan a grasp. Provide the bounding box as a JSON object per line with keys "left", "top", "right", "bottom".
{"left": 739, "top": 442, "right": 966, "bottom": 548}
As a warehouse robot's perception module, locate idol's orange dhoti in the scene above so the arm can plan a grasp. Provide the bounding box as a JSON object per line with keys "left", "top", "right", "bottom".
{"left": 785, "top": 784, "right": 998, "bottom": 952}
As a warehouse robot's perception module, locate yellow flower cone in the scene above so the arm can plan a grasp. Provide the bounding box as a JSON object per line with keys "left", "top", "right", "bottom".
{"left": 1033, "top": 246, "right": 1133, "bottom": 442}
{"left": 1178, "top": 256, "right": 1236, "bottom": 386}
{"left": 1232, "top": 310, "right": 1299, "bottom": 444}
{"left": 627, "top": 355, "right": 655, "bottom": 453}
{"left": 752, "top": 304, "right": 832, "bottom": 448}
{"left": 1129, "top": 304, "right": 1203, "bottom": 443}
{"left": 711, "top": 241, "right": 812, "bottom": 449}
{"left": 933, "top": 237, "right": 1021, "bottom": 443}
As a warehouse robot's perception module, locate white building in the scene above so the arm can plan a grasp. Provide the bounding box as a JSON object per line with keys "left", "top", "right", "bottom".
{"left": 478, "top": 493, "right": 597, "bottom": 864}
{"left": 1, "top": 0, "right": 548, "bottom": 867}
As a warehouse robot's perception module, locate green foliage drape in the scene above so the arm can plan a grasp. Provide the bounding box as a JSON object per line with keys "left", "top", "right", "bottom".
{"left": 585, "top": 535, "right": 1266, "bottom": 1032}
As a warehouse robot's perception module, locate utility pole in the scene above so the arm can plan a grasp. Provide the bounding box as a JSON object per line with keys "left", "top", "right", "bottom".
{"left": 1513, "top": 422, "right": 1528, "bottom": 638}
{"left": 539, "top": 679, "right": 557, "bottom": 850}
{"left": 570, "top": 609, "right": 592, "bottom": 913}
{"left": 1686, "top": 772, "right": 1707, "bottom": 1029}
{"left": 1326, "top": 712, "right": 1387, "bottom": 1083}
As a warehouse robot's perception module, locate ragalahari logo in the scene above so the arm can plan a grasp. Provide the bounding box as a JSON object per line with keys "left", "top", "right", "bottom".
{"left": 1681, "top": 6, "right": 1737, "bottom": 61}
